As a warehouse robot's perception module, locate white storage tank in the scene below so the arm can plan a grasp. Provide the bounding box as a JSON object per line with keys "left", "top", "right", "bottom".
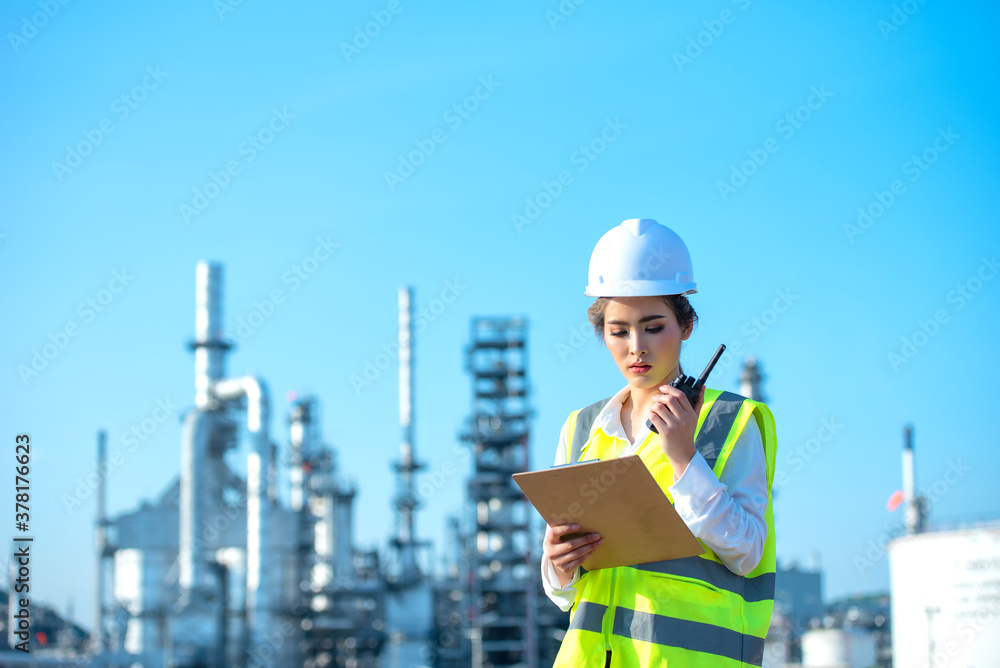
{"left": 801, "top": 627, "right": 876, "bottom": 668}
{"left": 888, "top": 526, "right": 1000, "bottom": 668}
{"left": 114, "top": 547, "right": 174, "bottom": 656}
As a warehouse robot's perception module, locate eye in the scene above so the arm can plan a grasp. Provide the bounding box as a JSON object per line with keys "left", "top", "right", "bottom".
{"left": 610, "top": 330, "right": 627, "bottom": 337}
{"left": 646, "top": 326, "right": 663, "bottom": 333}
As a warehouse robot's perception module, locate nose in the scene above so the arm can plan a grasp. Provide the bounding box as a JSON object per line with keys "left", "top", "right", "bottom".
{"left": 629, "top": 331, "right": 647, "bottom": 357}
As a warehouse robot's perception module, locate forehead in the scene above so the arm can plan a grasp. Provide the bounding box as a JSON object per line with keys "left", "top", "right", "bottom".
{"left": 604, "top": 297, "right": 675, "bottom": 323}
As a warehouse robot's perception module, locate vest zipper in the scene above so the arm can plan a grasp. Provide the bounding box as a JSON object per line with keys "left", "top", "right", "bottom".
{"left": 602, "top": 566, "right": 617, "bottom": 651}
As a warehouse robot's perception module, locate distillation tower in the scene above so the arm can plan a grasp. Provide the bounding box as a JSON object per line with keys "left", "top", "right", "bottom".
{"left": 92, "top": 262, "right": 384, "bottom": 668}
{"left": 740, "top": 355, "right": 765, "bottom": 402}
{"left": 290, "top": 395, "right": 385, "bottom": 667}
{"left": 384, "top": 285, "right": 433, "bottom": 666}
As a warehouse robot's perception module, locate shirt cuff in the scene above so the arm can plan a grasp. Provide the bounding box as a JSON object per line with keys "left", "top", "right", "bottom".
{"left": 541, "top": 557, "right": 579, "bottom": 612}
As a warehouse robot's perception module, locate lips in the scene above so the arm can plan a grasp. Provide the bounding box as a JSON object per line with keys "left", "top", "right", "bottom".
{"left": 629, "top": 363, "right": 651, "bottom": 373}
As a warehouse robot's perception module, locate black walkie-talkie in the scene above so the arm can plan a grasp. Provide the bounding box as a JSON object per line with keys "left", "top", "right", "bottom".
{"left": 646, "top": 344, "right": 726, "bottom": 434}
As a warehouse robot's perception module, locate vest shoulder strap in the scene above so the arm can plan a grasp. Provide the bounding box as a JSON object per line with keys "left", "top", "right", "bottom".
{"left": 694, "top": 390, "right": 747, "bottom": 473}
{"left": 568, "top": 397, "right": 613, "bottom": 463}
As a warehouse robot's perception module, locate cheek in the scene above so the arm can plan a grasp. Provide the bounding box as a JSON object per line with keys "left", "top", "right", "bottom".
{"left": 653, "top": 332, "right": 682, "bottom": 356}
{"left": 605, "top": 336, "right": 628, "bottom": 360}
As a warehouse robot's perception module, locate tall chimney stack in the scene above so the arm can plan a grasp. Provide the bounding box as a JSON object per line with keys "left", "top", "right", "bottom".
{"left": 902, "top": 424, "right": 926, "bottom": 535}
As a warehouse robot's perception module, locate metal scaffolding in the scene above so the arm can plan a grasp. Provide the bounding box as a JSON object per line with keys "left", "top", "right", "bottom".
{"left": 460, "top": 317, "right": 535, "bottom": 668}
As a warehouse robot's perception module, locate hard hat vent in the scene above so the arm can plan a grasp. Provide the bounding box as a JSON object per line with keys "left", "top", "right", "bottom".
{"left": 622, "top": 218, "right": 656, "bottom": 237}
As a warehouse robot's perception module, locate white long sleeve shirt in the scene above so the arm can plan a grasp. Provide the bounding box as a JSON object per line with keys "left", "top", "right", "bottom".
{"left": 541, "top": 384, "right": 769, "bottom": 612}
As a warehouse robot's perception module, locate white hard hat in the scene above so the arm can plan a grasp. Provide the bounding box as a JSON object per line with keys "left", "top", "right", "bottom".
{"left": 584, "top": 218, "right": 697, "bottom": 297}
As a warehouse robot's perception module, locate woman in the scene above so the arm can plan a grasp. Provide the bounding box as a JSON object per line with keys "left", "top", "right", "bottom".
{"left": 540, "top": 218, "right": 777, "bottom": 667}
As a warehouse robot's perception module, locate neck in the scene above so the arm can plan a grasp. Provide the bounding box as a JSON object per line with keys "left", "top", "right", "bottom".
{"left": 626, "top": 367, "right": 679, "bottom": 419}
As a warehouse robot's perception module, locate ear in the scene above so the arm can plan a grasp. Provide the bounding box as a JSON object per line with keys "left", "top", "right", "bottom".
{"left": 680, "top": 321, "right": 693, "bottom": 341}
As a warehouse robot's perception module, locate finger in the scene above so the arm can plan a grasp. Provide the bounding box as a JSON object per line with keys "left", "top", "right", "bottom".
{"left": 547, "top": 534, "right": 586, "bottom": 558}
{"left": 555, "top": 538, "right": 604, "bottom": 569}
{"left": 565, "top": 532, "right": 601, "bottom": 549}
{"left": 647, "top": 404, "right": 667, "bottom": 430}
{"left": 547, "top": 523, "right": 581, "bottom": 539}
{"left": 657, "top": 385, "right": 692, "bottom": 413}
{"left": 551, "top": 533, "right": 601, "bottom": 556}
{"left": 672, "top": 387, "right": 699, "bottom": 416}
{"left": 650, "top": 402, "right": 684, "bottom": 434}
{"left": 649, "top": 402, "right": 681, "bottom": 430}
{"left": 658, "top": 413, "right": 681, "bottom": 435}
{"left": 657, "top": 384, "right": 685, "bottom": 400}
{"left": 656, "top": 390, "right": 690, "bottom": 418}
{"left": 560, "top": 540, "right": 604, "bottom": 570}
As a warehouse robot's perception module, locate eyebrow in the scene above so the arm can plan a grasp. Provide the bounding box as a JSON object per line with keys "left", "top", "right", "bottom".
{"left": 606, "top": 315, "right": 667, "bottom": 326}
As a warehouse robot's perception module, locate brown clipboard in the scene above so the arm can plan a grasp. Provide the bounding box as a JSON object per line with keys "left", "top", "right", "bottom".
{"left": 513, "top": 455, "right": 704, "bottom": 570}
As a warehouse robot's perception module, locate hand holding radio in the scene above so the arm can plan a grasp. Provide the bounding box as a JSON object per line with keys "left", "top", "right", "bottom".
{"left": 646, "top": 344, "right": 726, "bottom": 434}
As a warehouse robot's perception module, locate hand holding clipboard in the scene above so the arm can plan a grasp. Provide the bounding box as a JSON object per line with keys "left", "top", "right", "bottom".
{"left": 514, "top": 455, "right": 703, "bottom": 571}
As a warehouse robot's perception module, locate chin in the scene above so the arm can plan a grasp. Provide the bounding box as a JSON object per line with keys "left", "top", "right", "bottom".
{"left": 624, "top": 372, "right": 657, "bottom": 386}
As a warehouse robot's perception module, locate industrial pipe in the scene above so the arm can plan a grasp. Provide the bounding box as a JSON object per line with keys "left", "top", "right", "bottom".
{"left": 213, "top": 375, "right": 274, "bottom": 661}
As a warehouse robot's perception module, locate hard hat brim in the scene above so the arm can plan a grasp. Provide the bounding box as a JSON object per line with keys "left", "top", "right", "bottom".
{"left": 584, "top": 279, "right": 698, "bottom": 298}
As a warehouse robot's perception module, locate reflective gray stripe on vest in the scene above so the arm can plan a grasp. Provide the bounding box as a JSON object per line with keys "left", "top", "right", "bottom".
{"left": 628, "top": 556, "right": 775, "bottom": 603}
{"left": 568, "top": 601, "right": 607, "bottom": 634}
{"left": 570, "top": 397, "right": 613, "bottom": 463}
{"left": 694, "top": 391, "right": 745, "bottom": 472}
{"left": 612, "top": 607, "right": 765, "bottom": 666}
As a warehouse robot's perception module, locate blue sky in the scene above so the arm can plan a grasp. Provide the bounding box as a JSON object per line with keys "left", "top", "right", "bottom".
{"left": 2, "top": 0, "right": 998, "bottom": 631}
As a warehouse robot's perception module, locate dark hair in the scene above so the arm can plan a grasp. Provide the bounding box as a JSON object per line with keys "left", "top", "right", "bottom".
{"left": 587, "top": 295, "right": 699, "bottom": 371}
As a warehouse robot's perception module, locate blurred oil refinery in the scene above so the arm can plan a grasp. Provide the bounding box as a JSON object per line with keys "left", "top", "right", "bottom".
{"left": 2, "top": 262, "right": 998, "bottom": 667}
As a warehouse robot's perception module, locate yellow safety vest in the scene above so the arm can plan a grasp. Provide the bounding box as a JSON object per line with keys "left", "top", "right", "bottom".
{"left": 553, "top": 387, "right": 777, "bottom": 667}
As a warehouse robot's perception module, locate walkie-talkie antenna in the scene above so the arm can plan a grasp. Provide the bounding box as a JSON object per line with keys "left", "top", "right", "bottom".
{"left": 692, "top": 344, "right": 726, "bottom": 393}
